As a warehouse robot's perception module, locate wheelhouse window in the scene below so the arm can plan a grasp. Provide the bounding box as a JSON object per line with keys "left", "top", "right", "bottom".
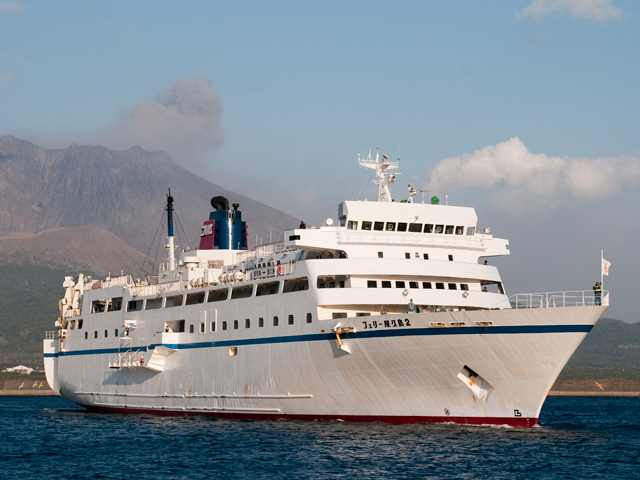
{"left": 367, "top": 280, "right": 377, "bottom": 288}
{"left": 434, "top": 225, "right": 444, "bottom": 234}
{"left": 445, "top": 225, "right": 454, "bottom": 235}
{"left": 373, "top": 221, "right": 384, "bottom": 231}
{"left": 409, "top": 281, "right": 419, "bottom": 289}
{"left": 361, "top": 221, "right": 372, "bottom": 231}
{"left": 397, "top": 222, "right": 407, "bottom": 232}
{"left": 256, "top": 281, "right": 279, "bottom": 296}
{"left": 467, "top": 227, "right": 476, "bottom": 236}
{"left": 424, "top": 224, "right": 434, "bottom": 233}
{"left": 436, "top": 283, "right": 445, "bottom": 289}
{"left": 185, "top": 292, "right": 206, "bottom": 305}
{"left": 347, "top": 220, "right": 358, "bottom": 230}
{"left": 385, "top": 222, "right": 396, "bottom": 231}
{"left": 283, "top": 277, "right": 309, "bottom": 293}
{"left": 231, "top": 285, "right": 254, "bottom": 299}
{"left": 165, "top": 295, "right": 183, "bottom": 307}
{"left": 396, "top": 281, "right": 406, "bottom": 288}
{"left": 423, "top": 282, "right": 432, "bottom": 289}
{"left": 461, "top": 284, "right": 469, "bottom": 291}
{"left": 91, "top": 300, "right": 105, "bottom": 313}
{"left": 448, "top": 283, "right": 457, "bottom": 290}
{"left": 455, "top": 226, "right": 464, "bottom": 235}
{"left": 107, "top": 297, "right": 122, "bottom": 312}
{"left": 408, "top": 223, "right": 422, "bottom": 233}
{"left": 208, "top": 289, "right": 228, "bottom": 302}
{"left": 381, "top": 281, "right": 392, "bottom": 288}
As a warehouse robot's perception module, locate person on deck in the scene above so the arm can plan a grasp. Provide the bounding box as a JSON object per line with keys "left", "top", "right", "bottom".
{"left": 593, "top": 281, "right": 602, "bottom": 306}
{"left": 407, "top": 299, "right": 416, "bottom": 313}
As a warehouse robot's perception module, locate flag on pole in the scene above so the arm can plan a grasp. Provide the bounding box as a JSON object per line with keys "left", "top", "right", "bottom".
{"left": 602, "top": 257, "right": 612, "bottom": 276}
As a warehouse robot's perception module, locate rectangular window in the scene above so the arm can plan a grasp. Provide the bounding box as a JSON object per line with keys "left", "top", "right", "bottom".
{"left": 448, "top": 283, "right": 457, "bottom": 290}
{"left": 245, "top": 319, "right": 250, "bottom": 328}
{"left": 423, "top": 282, "right": 432, "bottom": 289}
{"left": 288, "top": 315, "right": 294, "bottom": 325}
{"left": 273, "top": 316, "right": 279, "bottom": 326}
{"left": 94, "top": 331, "right": 98, "bottom": 339}
{"left": 434, "top": 225, "right": 444, "bottom": 234}
{"left": 78, "top": 319, "right": 83, "bottom": 329}
{"left": 207, "top": 289, "right": 228, "bottom": 302}
{"left": 461, "top": 284, "right": 469, "bottom": 291}
{"left": 85, "top": 332, "right": 88, "bottom": 340}
{"left": 233, "top": 320, "right": 239, "bottom": 329}
{"left": 164, "top": 320, "right": 185, "bottom": 333}
{"left": 423, "top": 253, "right": 429, "bottom": 260}
{"left": 283, "top": 277, "right": 309, "bottom": 293}
{"left": 424, "top": 224, "right": 434, "bottom": 233}
{"left": 373, "top": 221, "right": 384, "bottom": 231}
{"left": 210, "top": 321, "right": 216, "bottom": 332}
{"left": 115, "top": 328, "right": 118, "bottom": 337}
{"left": 410, "top": 281, "right": 419, "bottom": 289}
{"left": 91, "top": 300, "right": 106, "bottom": 313}
{"left": 127, "top": 300, "right": 142, "bottom": 312}
{"left": 381, "top": 281, "right": 392, "bottom": 288}
{"left": 396, "top": 281, "right": 406, "bottom": 288}
{"left": 367, "top": 280, "right": 377, "bottom": 288}
{"left": 378, "top": 252, "right": 383, "bottom": 258}
{"left": 397, "top": 222, "right": 407, "bottom": 232}
{"left": 189, "top": 324, "right": 194, "bottom": 333}
{"left": 222, "top": 321, "right": 227, "bottom": 331}
{"left": 165, "top": 295, "right": 183, "bottom": 307}
{"left": 231, "top": 285, "right": 253, "bottom": 299}
{"left": 104, "top": 330, "right": 108, "bottom": 338}
{"left": 332, "top": 312, "right": 347, "bottom": 319}
{"left": 448, "top": 255, "right": 454, "bottom": 261}
{"left": 356, "top": 312, "right": 369, "bottom": 317}
{"left": 199, "top": 323, "right": 205, "bottom": 333}
{"left": 467, "top": 226, "right": 476, "bottom": 236}
{"left": 436, "top": 283, "right": 445, "bottom": 290}
{"left": 444, "top": 225, "right": 454, "bottom": 234}
{"left": 259, "top": 317, "right": 264, "bottom": 327}
{"left": 186, "top": 292, "right": 206, "bottom": 305}
{"left": 405, "top": 252, "right": 410, "bottom": 259}
{"left": 256, "top": 281, "right": 279, "bottom": 296}
{"left": 347, "top": 220, "right": 358, "bottom": 230}
{"left": 107, "top": 297, "right": 122, "bottom": 312}
{"left": 361, "top": 221, "right": 372, "bottom": 231}
{"left": 145, "top": 298, "right": 162, "bottom": 310}
{"left": 289, "top": 234, "right": 301, "bottom": 241}
{"left": 385, "top": 222, "right": 396, "bottom": 231}
{"left": 306, "top": 313, "right": 312, "bottom": 324}
{"left": 455, "top": 226, "right": 464, "bottom": 235}
{"left": 408, "top": 223, "right": 422, "bottom": 233}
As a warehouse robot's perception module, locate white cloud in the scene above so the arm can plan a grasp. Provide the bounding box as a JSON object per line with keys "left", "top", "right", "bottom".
{"left": 0, "top": 2, "right": 24, "bottom": 15}
{"left": 97, "top": 77, "right": 224, "bottom": 162}
{"left": 426, "top": 137, "right": 640, "bottom": 212}
{"left": 518, "top": 0, "right": 622, "bottom": 21}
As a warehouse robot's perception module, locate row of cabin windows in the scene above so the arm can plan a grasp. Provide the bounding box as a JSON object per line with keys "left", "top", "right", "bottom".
{"left": 378, "top": 252, "right": 454, "bottom": 261}
{"left": 181, "top": 313, "right": 314, "bottom": 334}
{"left": 367, "top": 280, "right": 469, "bottom": 291}
{"left": 347, "top": 221, "right": 475, "bottom": 236}
{"left": 83, "top": 328, "right": 118, "bottom": 340}
{"left": 90, "top": 278, "right": 310, "bottom": 314}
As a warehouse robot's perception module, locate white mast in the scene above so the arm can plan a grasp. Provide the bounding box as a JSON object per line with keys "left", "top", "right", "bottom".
{"left": 358, "top": 148, "right": 400, "bottom": 202}
{"left": 166, "top": 190, "right": 177, "bottom": 271}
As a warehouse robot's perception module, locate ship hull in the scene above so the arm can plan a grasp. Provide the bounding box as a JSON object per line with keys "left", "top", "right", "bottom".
{"left": 48, "top": 305, "right": 607, "bottom": 427}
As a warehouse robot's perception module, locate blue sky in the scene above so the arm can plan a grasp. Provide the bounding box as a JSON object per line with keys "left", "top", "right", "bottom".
{"left": 1, "top": 0, "right": 639, "bottom": 321}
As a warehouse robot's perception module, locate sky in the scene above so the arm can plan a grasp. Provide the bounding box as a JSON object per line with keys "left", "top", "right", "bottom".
{"left": 1, "top": 0, "right": 639, "bottom": 322}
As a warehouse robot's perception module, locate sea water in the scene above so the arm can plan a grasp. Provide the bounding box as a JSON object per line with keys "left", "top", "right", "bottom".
{"left": 0, "top": 396, "right": 638, "bottom": 479}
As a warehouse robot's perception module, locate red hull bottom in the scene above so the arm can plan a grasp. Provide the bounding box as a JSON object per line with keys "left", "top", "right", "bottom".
{"left": 84, "top": 405, "right": 538, "bottom": 428}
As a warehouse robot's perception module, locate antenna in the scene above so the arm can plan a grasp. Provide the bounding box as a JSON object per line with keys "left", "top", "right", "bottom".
{"left": 357, "top": 147, "right": 400, "bottom": 202}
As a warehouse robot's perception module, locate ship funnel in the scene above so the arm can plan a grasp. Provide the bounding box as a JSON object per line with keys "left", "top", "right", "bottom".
{"left": 199, "top": 196, "right": 248, "bottom": 251}
{"left": 211, "top": 196, "right": 230, "bottom": 211}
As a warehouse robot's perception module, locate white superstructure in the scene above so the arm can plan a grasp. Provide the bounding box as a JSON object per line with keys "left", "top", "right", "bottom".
{"left": 44, "top": 152, "right": 608, "bottom": 427}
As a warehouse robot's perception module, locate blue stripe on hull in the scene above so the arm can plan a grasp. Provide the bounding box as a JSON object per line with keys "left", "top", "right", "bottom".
{"left": 44, "top": 324, "right": 593, "bottom": 358}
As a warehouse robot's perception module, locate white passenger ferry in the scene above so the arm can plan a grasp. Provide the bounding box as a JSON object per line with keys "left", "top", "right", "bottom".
{"left": 44, "top": 151, "right": 608, "bottom": 427}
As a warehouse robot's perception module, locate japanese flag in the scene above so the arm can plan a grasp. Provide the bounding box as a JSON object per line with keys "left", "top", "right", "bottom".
{"left": 602, "top": 258, "right": 612, "bottom": 276}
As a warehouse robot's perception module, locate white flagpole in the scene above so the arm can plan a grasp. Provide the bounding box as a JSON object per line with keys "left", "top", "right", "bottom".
{"left": 601, "top": 249, "right": 604, "bottom": 288}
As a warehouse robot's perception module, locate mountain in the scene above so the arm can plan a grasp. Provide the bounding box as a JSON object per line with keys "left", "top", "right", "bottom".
{"left": 0, "top": 136, "right": 299, "bottom": 258}
{"left": 0, "top": 226, "right": 148, "bottom": 276}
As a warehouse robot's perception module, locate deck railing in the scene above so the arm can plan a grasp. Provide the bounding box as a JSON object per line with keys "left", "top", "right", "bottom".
{"left": 509, "top": 290, "right": 609, "bottom": 309}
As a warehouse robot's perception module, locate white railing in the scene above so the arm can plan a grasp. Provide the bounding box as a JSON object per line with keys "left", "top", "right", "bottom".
{"left": 250, "top": 262, "right": 296, "bottom": 280}
{"left": 129, "top": 280, "right": 184, "bottom": 297}
{"left": 44, "top": 331, "right": 57, "bottom": 340}
{"left": 103, "top": 275, "right": 135, "bottom": 288}
{"left": 509, "top": 290, "right": 609, "bottom": 309}
{"left": 109, "top": 350, "right": 144, "bottom": 369}
{"left": 235, "top": 242, "right": 287, "bottom": 263}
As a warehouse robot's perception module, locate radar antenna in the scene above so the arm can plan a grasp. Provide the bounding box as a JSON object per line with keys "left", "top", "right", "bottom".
{"left": 357, "top": 148, "right": 400, "bottom": 202}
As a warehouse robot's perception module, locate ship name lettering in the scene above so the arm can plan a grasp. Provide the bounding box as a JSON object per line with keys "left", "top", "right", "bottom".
{"left": 384, "top": 320, "right": 390, "bottom": 328}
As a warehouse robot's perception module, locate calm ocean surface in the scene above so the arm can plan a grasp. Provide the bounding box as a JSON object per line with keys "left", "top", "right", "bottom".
{"left": 1, "top": 396, "right": 638, "bottom": 479}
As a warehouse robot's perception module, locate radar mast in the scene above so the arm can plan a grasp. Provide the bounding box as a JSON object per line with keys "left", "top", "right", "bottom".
{"left": 357, "top": 148, "right": 400, "bottom": 202}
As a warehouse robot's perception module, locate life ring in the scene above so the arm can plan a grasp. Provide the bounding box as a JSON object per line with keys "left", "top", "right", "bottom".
{"left": 277, "top": 265, "right": 283, "bottom": 275}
